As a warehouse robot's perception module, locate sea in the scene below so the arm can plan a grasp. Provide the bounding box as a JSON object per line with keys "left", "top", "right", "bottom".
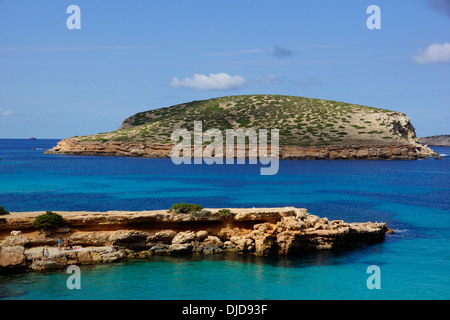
{"left": 0, "top": 139, "right": 449, "bottom": 300}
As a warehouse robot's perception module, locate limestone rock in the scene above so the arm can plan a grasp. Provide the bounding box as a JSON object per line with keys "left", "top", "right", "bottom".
{"left": 1, "top": 234, "right": 29, "bottom": 247}
{"left": 275, "top": 216, "right": 307, "bottom": 231}
{"left": 195, "top": 230, "right": 209, "bottom": 240}
{"left": 253, "top": 222, "right": 272, "bottom": 233}
{"left": 230, "top": 235, "right": 254, "bottom": 253}
{"left": 275, "top": 231, "right": 295, "bottom": 255}
{"left": 0, "top": 246, "right": 26, "bottom": 269}
{"left": 171, "top": 231, "right": 196, "bottom": 244}
{"left": 348, "top": 222, "right": 388, "bottom": 241}
{"left": 69, "top": 232, "right": 110, "bottom": 247}
{"left": 148, "top": 230, "right": 177, "bottom": 244}
{"left": 168, "top": 243, "right": 193, "bottom": 255}
{"left": 30, "top": 260, "right": 59, "bottom": 272}
{"left": 200, "top": 236, "right": 224, "bottom": 254}
{"left": 100, "top": 251, "right": 122, "bottom": 263}
{"left": 301, "top": 214, "right": 320, "bottom": 228}
{"left": 77, "top": 250, "right": 94, "bottom": 264}
{"left": 55, "top": 227, "right": 71, "bottom": 234}
{"left": 253, "top": 234, "right": 275, "bottom": 256}
{"left": 0, "top": 207, "right": 392, "bottom": 272}
{"left": 109, "top": 230, "right": 150, "bottom": 251}
{"left": 234, "top": 210, "right": 290, "bottom": 223}
{"left": 151, "top": 243, "right": 170, "bottom": 255}
{"left": 137, "top": 250, "right": 152, "bottom": 259}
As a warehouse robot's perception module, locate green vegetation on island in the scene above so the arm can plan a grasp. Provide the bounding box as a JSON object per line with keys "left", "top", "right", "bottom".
{"left": 65, "top": 94, "right": 410, "bottom": 147}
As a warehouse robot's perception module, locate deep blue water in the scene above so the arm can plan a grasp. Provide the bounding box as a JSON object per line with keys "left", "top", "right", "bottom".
{"left": 0, "top": 139, "right": 449, "bottom": 300}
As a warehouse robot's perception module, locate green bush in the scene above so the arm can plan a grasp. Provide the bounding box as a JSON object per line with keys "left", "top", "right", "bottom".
{"left": 32, "top": 211, "right": 64, "bottom": 231}
{"left": 168, "top": 203, "right": 203, "bottom": 214}
{"left": 218, "top": 208, "right": 232, "bottom": 218}
{"left": 0, "top": 206, "right": 9, "bottom": 215}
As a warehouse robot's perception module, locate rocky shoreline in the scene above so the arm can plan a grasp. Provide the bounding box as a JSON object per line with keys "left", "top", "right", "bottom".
{"left": 0, "top": 207, "right": 392, "bottom": 272}
{"left": 44, "top": 139, "right": 437, "bottom": 160}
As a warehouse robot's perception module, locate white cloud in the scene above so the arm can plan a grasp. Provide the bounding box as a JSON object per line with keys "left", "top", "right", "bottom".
{"left": 169, "top": 73, "right": 246, "bottom": 91}
{"left": 413, "top": 42, "right": 450, "bottom": 64}
{"left": 0, "top": 108, "right": 14, "bottom": 116}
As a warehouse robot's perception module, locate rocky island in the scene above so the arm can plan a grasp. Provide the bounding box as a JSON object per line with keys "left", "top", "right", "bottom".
{"left": 419, "top": 135, "right": 450, "bottom": 147}
{"left": 45, "top": 95, "right": 437, "bottom": 160}
{"left": 0, "top": 207, "right": 391, "bottom": 272}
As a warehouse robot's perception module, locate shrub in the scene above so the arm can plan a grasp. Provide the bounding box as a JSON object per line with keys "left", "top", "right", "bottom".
{"left": 32, "top": 211, "right": 64, "bottom": 231}
{"left": 218, "top": 208, "right": 232, "bottom": 218}
{"left": 0, "top": 206, "right": 9, "bottom": 215}
{"left": 168, "top": 203, "right": 203, "bottom": 214}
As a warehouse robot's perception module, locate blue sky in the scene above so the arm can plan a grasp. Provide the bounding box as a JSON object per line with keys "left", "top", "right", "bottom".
{"left": 0, "top": 0, "right": 449, "bottom": 138}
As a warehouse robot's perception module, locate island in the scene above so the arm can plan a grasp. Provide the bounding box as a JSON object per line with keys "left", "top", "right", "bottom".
{"left": 0, "top": 207, "right": 391, "bottom": 272}
{"left": 45, "top": 95, "right": 437, "bottom": 160}
{"left": 419, "top": 135, "right": 450, "bottom": 147}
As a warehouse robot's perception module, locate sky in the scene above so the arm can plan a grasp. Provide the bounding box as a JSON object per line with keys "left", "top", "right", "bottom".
{"left": 0, "top": 0, "right": 449, "bottom": 139}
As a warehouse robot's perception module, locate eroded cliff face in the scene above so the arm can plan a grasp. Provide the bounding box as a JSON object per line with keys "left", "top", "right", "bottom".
{"left": 0, "top": 208, "right": 391, "bottom": 272}
{"left": 379, "top": 112, "right": 418, "bottom": 143}
{"left": 45, "top": 140, "right": 437, "bottom": 160}
{"left": 45, "top": 140, "right": 173, "bottom": 158}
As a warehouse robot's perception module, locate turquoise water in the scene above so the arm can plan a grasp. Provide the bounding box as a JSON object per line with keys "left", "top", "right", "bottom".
{"left": 0, "top": 139, "right": 449, "bottom": 300}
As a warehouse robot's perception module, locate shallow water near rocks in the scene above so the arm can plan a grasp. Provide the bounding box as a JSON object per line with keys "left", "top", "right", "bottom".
{"left": 0, "top": 139, "right": 449, "bottom": 300}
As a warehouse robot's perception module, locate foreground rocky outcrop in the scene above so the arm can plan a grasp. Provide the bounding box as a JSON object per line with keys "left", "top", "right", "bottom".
{"left": 0, "top": 207, "right": 392, "bottom": 272}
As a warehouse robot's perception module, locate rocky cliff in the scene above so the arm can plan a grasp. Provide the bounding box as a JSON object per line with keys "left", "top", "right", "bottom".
{"left": 45, "top": 140, "right": 436, "bottom": 160}
{"left": 45, "top": 95, "right": 438, "bottom": 159}
{"left": 0, "top": 207, "right": 391, "bottom": 272}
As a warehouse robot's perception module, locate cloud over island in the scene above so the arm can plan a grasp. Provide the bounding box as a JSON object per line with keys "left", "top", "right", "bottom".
{"left": 413, "top": 42, "right": 450, "bottom": 64}
{"left": 0, "top": 108, "right": 14, "bottom": 117}
{"left": 169, "top": 73, "right": 246, "bottom": 91}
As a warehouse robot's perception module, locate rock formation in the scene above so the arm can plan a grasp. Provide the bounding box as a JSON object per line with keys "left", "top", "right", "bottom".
{"left": 45, "top": 140, "right": 436, "bottom": 160}
{"left": 0, "top": 207, "right": 392, "bottom": 272}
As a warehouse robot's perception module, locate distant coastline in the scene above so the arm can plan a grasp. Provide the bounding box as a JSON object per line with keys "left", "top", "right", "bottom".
{"left": 419, "top": 135, "right": 450, "bottom": 147}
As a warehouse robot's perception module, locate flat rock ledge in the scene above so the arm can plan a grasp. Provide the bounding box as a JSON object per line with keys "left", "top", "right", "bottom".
{"left": 44, "top": 140, "right": 438, "bottom": 160}
{"left": 0, "top": 207, "right": 392, "bottom": 272}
